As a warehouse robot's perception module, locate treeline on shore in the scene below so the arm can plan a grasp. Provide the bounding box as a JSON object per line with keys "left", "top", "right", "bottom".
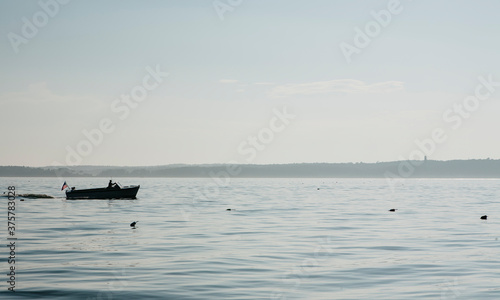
{"left": 1, "top": 159, "right": 500, "bottom": 178}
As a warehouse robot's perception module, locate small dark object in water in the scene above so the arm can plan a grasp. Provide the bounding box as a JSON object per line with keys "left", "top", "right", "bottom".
{"left": 20, "top": 199, "right": 25, "bottom": 201}
{"left": 389, "top": 209, "right": 397, "bottom": 212}
{"left": 226, "top": 209, "right": 232, "bottom": 211}
{"left": 481, "top": 215, "right": 487, "bottom": 220}
{"left": 18, "top": 193, "right": 54, "bottom": 199}
{"left": 317, "top": 188, "right": 320, "bottom": 190}
{"left": 130, "top": 221, "right": 138, "bottom": 227}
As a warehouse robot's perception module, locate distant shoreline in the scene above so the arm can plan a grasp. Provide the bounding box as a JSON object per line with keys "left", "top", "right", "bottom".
{"left": 1, "top": 159, "right": 500, "bottom": 178}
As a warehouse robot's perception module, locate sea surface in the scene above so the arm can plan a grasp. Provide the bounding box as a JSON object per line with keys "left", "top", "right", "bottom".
{"left": 1, "top": 177, "right": 500, "bottom": 299}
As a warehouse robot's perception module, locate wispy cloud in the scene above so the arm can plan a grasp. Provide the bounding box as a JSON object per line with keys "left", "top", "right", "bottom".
{"left": 219, "top": 79, "right": 239, "bottom": 84}
{"left": 0, "top": 82, "right": 106, "bottom": 112}
{"left": 254, "top": 82, "right": 275, "bottom": 86}
{"left": 1, "top": 82, "right": 66, "bottom": 103}
{"left": 269, "top": 79, "right": 404, "bottom": 98}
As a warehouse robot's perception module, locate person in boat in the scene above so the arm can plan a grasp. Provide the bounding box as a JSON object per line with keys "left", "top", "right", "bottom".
{"left": 107, "top": 180, "right": 121, "bottom": 189}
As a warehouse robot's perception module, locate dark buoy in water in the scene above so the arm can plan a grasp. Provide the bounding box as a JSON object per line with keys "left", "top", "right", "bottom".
{"left": 481, "top": 215, "right": 487, "bottom": 220}
{"left": 226, "top": 208, "right": 232, "bottom": 211}
{"left": 317, "top": 188, "right": 320, "bottom": 190}
{"left": 130, "top": 221, "right": 138, "bottom": 227}
{"left": 389, "top": 209, "right": 397, "bottom": 212}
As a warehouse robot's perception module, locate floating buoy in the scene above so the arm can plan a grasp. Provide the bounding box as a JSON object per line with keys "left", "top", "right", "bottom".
{"left": 389, "top": 209, "right": 397, "bottom": 212}
{"left": 480, "top": 215, "right": 487, "bottom": 220}
{"left": 130, "top": 221, "right": 138, "bottom": 227}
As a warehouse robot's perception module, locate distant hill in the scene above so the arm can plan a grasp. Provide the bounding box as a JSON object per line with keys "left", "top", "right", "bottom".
{"left": 1, "top": 159, "right": 500, "bottom": 178}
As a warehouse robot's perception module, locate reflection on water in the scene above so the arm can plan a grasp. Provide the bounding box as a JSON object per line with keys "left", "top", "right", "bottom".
{"left": 1, "top": 177, "right": 500, "bottom": 299}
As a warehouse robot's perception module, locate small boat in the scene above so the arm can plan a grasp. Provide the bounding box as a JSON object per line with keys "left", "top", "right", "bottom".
{"left": 65, "top": 182, "right": 140, "bottom": 199}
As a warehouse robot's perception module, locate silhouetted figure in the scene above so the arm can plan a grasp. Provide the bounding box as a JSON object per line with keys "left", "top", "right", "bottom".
{"left": 130, "top": 221, "right": 138, "bottom": 227}
{"left": 389, "top": 209, "right": 397, "bottom": 212}
{"left": 480, "top": 215, "right": 487, "bottom": 220}
{"left": 107, "top": 180, "right": 120, "bottom": 189}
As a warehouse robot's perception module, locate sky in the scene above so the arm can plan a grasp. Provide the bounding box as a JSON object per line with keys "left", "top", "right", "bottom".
{"left": 1, "top": 0, "right": 500, "bottom": 167}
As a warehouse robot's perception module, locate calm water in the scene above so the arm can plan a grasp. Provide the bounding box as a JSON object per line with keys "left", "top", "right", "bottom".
{"left": 1, "top": 177, "right": 500, "bottom": 299}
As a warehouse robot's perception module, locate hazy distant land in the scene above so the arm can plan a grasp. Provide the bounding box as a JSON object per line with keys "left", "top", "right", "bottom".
{"left": 1, "top": 159, "right": 500, "bottom": 178}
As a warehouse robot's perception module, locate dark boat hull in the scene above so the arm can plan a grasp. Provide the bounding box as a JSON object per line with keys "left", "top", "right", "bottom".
{"left": 66, "top": 185, "right": 140, "bottom": 199}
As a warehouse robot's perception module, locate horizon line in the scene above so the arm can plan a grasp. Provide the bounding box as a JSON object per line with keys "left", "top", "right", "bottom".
{"left": 1, "top": 158, "right": 500, "bottom": 168}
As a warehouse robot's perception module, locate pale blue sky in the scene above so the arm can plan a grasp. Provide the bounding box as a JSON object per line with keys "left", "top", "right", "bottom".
{"left": 1, "top": 0, "right": 500, "bottom": 166}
